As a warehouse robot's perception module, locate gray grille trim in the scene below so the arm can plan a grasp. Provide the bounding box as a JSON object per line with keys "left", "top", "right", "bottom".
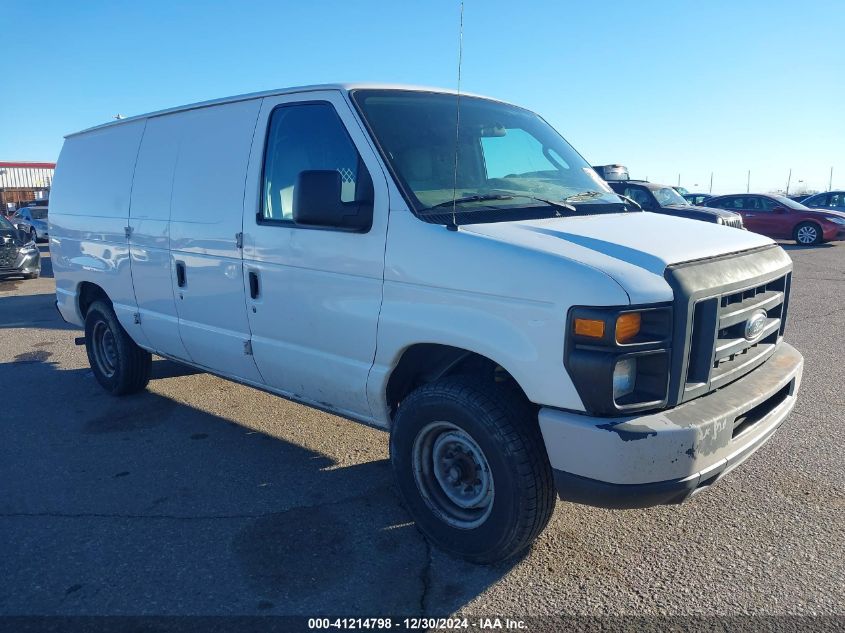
{"left": 664, "top": 245, "right": 793, "bottom": 407}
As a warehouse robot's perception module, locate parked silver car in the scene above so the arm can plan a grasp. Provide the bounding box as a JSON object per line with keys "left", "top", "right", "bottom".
{"left": 0, "top": 215, "right": 40, "bottom": 279}
{"left": 11, "top": 206, "right": 49, "bottom": 242}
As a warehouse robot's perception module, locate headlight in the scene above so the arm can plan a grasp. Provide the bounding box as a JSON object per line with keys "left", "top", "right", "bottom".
{"left": 566, "top": 305, "right": 672, "bottom": 415}
{"left": 824, "top": 216, "right": 845, "bottom": 225}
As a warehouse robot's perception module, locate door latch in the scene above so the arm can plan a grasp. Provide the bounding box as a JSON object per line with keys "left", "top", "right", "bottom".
{"left": 124, "top": 226, "right": 133, "bottom": 239}
{"left": 243, "top": 340, "right": 253, "bottom": 356}
{"left": 235, "top": 232, "right": 243, "bottom": 249}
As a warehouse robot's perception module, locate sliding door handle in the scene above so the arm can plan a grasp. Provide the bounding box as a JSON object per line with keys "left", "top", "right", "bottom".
{"left": 175, "top": 261, "right": 187, "bottom": 288}
{"left": 248, "top": 270, "right": 260, "bottom": 299}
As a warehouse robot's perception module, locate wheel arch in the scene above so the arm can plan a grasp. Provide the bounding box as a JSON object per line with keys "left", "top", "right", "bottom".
{"left": 77, "top": 281, "right": 112, "bottom": 318}
{"left": 383, "top": 343, "right": 532, "bottom": 424}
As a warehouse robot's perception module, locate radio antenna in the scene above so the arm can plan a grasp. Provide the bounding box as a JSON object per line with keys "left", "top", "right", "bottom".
{"left": 448, "top": 0, "right": 465, "bottom": 231}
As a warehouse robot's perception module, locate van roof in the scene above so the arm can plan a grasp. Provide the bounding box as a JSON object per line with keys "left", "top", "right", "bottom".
{"left": 66, "top": 83, "right": 501, "bottom": 138}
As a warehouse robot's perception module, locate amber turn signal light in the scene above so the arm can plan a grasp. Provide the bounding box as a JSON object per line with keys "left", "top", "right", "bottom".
{"left": 574, "top": 318, "right": 605, "bottom": 338}
{"left": 615, "top": 312, "right": 642, "bottom": 343}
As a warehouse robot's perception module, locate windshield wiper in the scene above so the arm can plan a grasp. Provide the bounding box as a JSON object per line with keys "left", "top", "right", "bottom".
{"left": 508, "top": 194, "right": 576, "bottom": 213}
{"left": 421, "top": 194, "right": 516, "bottom": 212}
{"left": 421, "top": 192, "right": 576, "bottom": 215}
{"left": 486, "top": 190, "right": 582, "bottom": 212}
{"left": 617, "top": 194, "right": 643, "bottom": 211}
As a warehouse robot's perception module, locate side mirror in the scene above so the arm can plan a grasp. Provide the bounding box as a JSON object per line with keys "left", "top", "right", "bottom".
{"left": 293, "top": 170, "right": 372, "bottom": 231}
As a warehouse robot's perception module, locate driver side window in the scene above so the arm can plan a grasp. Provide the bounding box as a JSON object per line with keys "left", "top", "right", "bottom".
{"left": 759, "top": 197, "right": 780, "bottom": 211}
{"left": 261, "top": 102, "right": 366, "bottom": 222}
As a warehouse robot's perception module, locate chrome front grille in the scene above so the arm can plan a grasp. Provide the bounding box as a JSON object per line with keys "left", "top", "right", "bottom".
{"left": 0, "top": 244, "right": 17, "bottom": 268}
{"left": 721, "top": 216, "right": 744, "bottom": 229}
{"left": 686, "top": 274, "right": 790, "bottom": 393}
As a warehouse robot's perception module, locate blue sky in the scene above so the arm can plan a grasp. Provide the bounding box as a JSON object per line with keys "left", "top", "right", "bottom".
{"left": 1, "top": 0, "right": 842, "bottom": 194}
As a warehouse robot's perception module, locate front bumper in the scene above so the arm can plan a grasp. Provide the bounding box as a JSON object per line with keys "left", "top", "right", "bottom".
{"left": 821, "top": 222, "right": 845, "bottom": 241}
{"left": 0, "top": 247, "right": 40, "bottom": 277}
{"left": 539, "top": 342, "right": 803, "bottom": 509}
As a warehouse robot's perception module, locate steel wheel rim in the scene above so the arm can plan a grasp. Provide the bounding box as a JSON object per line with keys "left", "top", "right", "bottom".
{"left": 797, "top": 226, "right": 817, "bottom": 243}
{"left": 91, "top": 321, "right": 118, "bottom": 378}
{"left": 412, "top": 421, "right": 495, "bottom": 529}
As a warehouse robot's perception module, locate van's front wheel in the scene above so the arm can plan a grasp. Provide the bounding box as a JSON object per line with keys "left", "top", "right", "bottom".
{"left": 390, "top": 376, "right": 555, "bottom": 564}
{"left": 84, "top": 300, "right": 151, "bottom": 395}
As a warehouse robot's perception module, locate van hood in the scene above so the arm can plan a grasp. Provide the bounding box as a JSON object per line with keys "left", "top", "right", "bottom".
{"left": 461, "top": 211, "right": 776, "bottom": 304}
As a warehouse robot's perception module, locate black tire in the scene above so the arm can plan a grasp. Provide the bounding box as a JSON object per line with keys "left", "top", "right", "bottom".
{"left": 794, "top": 221, "right": 822, "bottom": 245}
{"left": 84, "top": 300, "right": 151, "bottom": 395}
{"left": 390, "top": 375, "right": 555, "bottom": 564}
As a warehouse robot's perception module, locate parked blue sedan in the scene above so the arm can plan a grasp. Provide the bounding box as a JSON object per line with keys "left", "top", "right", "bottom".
{"left": 802, "top": 191, "right": 845, "bottom": 212}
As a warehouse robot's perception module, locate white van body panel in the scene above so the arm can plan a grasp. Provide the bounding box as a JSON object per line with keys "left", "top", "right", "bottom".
{"left": 241, "top": 90, "right": 390, "bottom": 420}
{"left": 128, "top": 114, "right": 191, "bottom": 361}
{"left": 50, "top": 120, "right": 147, "bottom": 338}
{"left": 167, "top": 99, "right": 264, "bottom": 383}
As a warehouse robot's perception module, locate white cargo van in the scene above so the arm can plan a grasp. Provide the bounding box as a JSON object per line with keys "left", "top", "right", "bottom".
{"left": 50, "top": 84, "right": 803, "bottom": 563}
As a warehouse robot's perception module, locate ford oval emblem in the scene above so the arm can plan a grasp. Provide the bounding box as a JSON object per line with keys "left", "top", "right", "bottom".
{"left": 744, "top": 309, "right": 768, "bottom": 342}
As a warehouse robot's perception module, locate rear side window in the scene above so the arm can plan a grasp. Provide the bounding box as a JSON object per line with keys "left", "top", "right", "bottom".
{"left": 261, "top": 102, "right": 365, "bottom": 222}
{"left": 719, "top": 197, "right": 745, "bottom": 210}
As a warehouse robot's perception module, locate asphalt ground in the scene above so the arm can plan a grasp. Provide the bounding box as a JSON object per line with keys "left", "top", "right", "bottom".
{"left": 0, "top": 242, "right": 842, "bottom": 626}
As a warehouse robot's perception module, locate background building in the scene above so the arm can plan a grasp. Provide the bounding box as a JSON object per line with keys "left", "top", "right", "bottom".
{"left": 0, "top": 161, "right": 55, "bottom": 213}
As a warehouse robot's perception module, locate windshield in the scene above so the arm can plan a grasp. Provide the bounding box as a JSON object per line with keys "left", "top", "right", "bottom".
{"left": 653, "top": 187, "right": 689, "bottom": 206}
{"left": 351, "top": 90, "right": 624, "bottom": 222}
{"left": 0, "top": 215, "right": 14, "bottom": 231}
{"left": 770, "top": 194, "right": 811, "bottom": 210}
{"left": 29, "top": 208, "right": 48, "bottom": 220}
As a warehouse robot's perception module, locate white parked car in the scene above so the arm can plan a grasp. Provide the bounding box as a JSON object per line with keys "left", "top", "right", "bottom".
{"left": 50, "top": 84, "right": 803, "bottom": 563}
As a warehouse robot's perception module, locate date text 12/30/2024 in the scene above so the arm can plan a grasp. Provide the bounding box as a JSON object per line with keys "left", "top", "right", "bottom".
{"left": 308, "top": 618, "right": 527, "bottom": 630}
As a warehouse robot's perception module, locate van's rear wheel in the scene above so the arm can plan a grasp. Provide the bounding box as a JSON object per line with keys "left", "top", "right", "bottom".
{"left": 84, "top": 300, "right": 151, "bottom": 395}
{"left": 390, "top": 376, "right": 555, "bottom": 564}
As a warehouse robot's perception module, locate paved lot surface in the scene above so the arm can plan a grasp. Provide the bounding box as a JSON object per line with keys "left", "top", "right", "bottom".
{"left": 1, "top": 242, "right": 843, "bottom": 618}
